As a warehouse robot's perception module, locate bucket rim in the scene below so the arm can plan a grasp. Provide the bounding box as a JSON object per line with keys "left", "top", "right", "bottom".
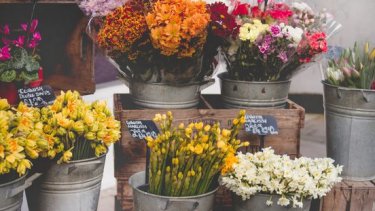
{"left": 129, "top": 171, "right": 219, "bottom": 199}
{"left": 322, "top": 80, "right": 375, "bottom": 93}
{"left": 65, "top": 153, "right": 107, "bottom": 164}
{"left": 218, "top": 73, "right": 291, "bottom": 85}
{"left": 0, "top": 171, "right": 27, "bottom": 188}
{"left": 126, "top": 78, "right": 215, "bottom": 87}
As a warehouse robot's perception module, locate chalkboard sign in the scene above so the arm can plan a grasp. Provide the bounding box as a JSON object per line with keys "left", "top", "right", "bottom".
{"left": 18, "top": 85, "right": 56, "bottom": 108}
{"left": 245, "top": 115, "right": 279, "bottom": 136}
{"left": 126, "top": 120, "right": 159, "bottom": 140}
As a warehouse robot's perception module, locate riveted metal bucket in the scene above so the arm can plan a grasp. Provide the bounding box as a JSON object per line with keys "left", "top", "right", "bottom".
{"left": 233, "top": 194, "right": 311, "bottom": 211}
{"left": 129, "top": 171, "right": 218, "bottom": 211}
{"left": 323, "top": 82, "right": 375, "bottom": 181}
{"left": 218, "top": 73, "right": 291, "bottom": 108}
{"left": 0, "top": 173, "right": 41, "bottom": 211}
{"left": 26, "top": 155, "right": 106, "bottom": 211}
{"left": 121, "top": 78, "right": 215, "bottom": 109}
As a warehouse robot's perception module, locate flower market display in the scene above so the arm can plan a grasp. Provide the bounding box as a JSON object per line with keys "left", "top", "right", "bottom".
{"left": 144, "top": 111, "right": 249, "bottom": 196}
{"left": 38, "top": 90, "right": 121, "bottom": 163}
{"left": 81, "top": 0, "right": 217, "bottom": 84}
{"left": 220, "top": 148, "right": 343, "bottom": 209}
{"left": 210, "top": 0, "right": 338, "bottom": 81}
{"left": 325, "top": 43, "right": 375, "bottom": 90}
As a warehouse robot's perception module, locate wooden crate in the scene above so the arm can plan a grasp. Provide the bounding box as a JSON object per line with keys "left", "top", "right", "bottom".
{"left": 113, "top": 94, "right": 305, "bottom": 211}
{"left": 321, "top": 180, "right": 375, "bottom": 211}
{"left": 0, "top": 3, "right": 95, "bottom": 95}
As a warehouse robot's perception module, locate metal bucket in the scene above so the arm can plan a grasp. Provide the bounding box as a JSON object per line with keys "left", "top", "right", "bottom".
{"left": 0, "top": 173, "right": 41, "bottom": 211}
{"left": 26, "top": 155, "right": 106, "bottom": 211}
{"left": 323, "top": 82, "right": 375, "bottom": 181}
{"left": 121, "top": 77, "right": 215, "bottom": 109}
{"left": 129, "top": 171, "right": 218, "bottom": 211}
{"left": 218, "top": 73, "right": 291, "bottom": 108}
{"left": 233, "top": 194, "right": 312, "bottom": 211}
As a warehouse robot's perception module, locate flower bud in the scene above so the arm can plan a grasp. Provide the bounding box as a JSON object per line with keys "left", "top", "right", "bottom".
{"left": 85, "top": 132, "right": 96, "bottom": 140}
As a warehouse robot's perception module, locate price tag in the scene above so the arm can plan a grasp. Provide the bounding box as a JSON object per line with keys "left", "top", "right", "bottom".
{"left": 18, "top": 85, "right": 56, "bottom": 108}
{"left": 126, "top": 120, "right": 159, "bottom": 140}
{"left": 245, "top": 115, "right": 279, "bottom": 136}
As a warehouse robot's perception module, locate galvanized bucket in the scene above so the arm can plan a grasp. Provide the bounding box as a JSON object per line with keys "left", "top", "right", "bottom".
{"left": 0, "top": 173, "right": 41, "bottom": 211}
{"left": 233, "top": 194, "right": 312, "bottom": 211}
{"left": 129, "top": 171, "right": 218, "bottom": 211}
{"left": 323, "top": 82, "right": 375, "bottom": 181}
{"left": 121, "top": 77, "right": 215, "bottom": 109}
{"left": 26, "top": 155, "right": 106, "bottom": 211}
{"left": 218, "top": 73, "right": 291, "bottom": 108}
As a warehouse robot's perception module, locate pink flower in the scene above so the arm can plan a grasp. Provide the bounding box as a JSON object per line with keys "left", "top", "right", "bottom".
{"left": 277, "top": 51, "right": 288, "bottom": 63}
{"left": 33, "top": 32, "right": 42, "bottom": 41}
{"left": 2, "top": 37, "right": 11, "bottom": 45}
{"left": 0, "top": 46, "right": 11, "bottom": 61}
{"left": 21, "top": 23, "right": 28, "bottom": 31}
{"left": 270, "top": 25, "right": 282, "bottom": 37}
{"left": 28, "top": 39, "right": 38, "bottom": 48}
{"left": 13, "top": 35, "right": 25, "bottom": 47}
{"left": 0, "top": 25, "right": 10, "bottom": 35}
{"left": 30, "top": 19, "right": 38, "bottom": 33}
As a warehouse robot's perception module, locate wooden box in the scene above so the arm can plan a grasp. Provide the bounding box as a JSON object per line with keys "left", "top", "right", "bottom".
{"left": 113, "top": 94, "right": 305, "bottom": 211}
{"left": 0, "top": 2, "right": 95, "bottom": 94}
{"left": 321, "top": 180, "right": 375, "bottom": 211}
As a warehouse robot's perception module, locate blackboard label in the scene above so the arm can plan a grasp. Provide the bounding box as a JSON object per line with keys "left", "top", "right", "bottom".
{"left": 126, "top": 120, "right": 159, "bottom": 140}
{"left": 245, "top": 115, "right": 279, "bottom": 135}
{"left": 18, "top": 85, "right": 55, "bottom": 108}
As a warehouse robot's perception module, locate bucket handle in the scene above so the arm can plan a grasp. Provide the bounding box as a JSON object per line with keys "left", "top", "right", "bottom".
{"left": 199, "top": 79, "right": 215, "bottom": 92}
{"left": 68, "top": 160, "right": 105, "bottom": 174}
{"left": 7, "top": 173, "right": 43, "bottom": 199}
{"left": 336, "top": 87, "right": 343, "bottom": 99}
{"left": 161, "top": 198, "right": 199, "bottom": 210}
{"left": 361, "top": 90, "right": 370, "bottom": 102}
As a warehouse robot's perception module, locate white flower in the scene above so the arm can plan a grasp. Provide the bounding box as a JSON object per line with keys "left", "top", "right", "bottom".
{"left": 278, "top": 197, "right": 290, "bottom": 206}
{"left": 326, "top": 67, "right": 344, "bottom": 82}
{"left": 281, "top": 25, "right": 304, "bottom": 44}
{"left": 292, "top": 2, "right": 313, "bottom": 14}
{"left": 266, "top": 199, "right": 273, "bottom": 206}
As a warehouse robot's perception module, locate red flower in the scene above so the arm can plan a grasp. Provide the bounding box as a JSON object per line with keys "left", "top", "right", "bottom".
{"left": 0, "top": 46, "right": 11, "bottom": 61}
{"left": 210, "top": 2, "right": 239, "bottom": 38}
{"left": 299, "top": 57, "right": 311, "bottom": 63}
{"left": 371, "top": 81, "right": 375, "bottom": 90}
{"left": 251, "top": 6, "right": 266, "bottom": 19}
{"left": 308, "top": 32, "right": 327, "bottom": 54}
{"left": 268, "top": 3, "right": 293, "bottom": 22}
{"left": 232, "top": 3, "right": 250, "bottom": 16}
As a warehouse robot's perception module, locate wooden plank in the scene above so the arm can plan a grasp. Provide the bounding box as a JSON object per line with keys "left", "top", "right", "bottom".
{"left": 345, "top": 181, "right": 375, "bottom": 211}
{"left": 321, "top": 181, "right": 351, "bottom": 211}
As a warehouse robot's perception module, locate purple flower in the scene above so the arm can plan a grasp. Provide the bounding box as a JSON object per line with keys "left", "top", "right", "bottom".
{"left": 277, "top": 51, "right": 288, "bottom": 63}
{"left": 258, "top": 35, "right": 273, "bottom": 54}
{"left": 270, "top": 25, "right": 282, "bottom": 37}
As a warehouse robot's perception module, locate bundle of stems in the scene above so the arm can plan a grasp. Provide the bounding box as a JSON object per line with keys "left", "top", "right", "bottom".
{"left": 145, "top": 111, "right": 249, "bottom": 196}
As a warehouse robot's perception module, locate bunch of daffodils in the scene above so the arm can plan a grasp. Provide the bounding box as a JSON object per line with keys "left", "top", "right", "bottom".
{"left": 145, "top": 111, "right": 249, "bottom": 196}
{"left": 40, "top": 91, "right": 121, "bottom": 164}
{"left": 221, "top": 148, "right": 342, "bottom": 208}
{"left": 0, "top": 99, "right": 49, "bottom": 177}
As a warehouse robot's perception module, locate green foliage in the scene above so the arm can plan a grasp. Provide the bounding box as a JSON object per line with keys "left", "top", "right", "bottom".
{"left": 0, "top": 70, "right": 17, "bottom": 83}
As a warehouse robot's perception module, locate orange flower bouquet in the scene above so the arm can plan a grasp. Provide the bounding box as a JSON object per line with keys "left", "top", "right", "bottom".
{"left": 83, "top": 0, "right": 218, "bottom": 84}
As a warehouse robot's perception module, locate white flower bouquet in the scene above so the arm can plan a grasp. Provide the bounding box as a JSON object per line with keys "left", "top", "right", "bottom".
{"left": 220, "top": 148, "right": 343, "bottom": 208}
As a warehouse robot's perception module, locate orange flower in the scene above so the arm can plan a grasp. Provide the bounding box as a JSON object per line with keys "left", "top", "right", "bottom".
{"left": 221, "top": 153, "right": 238, "bottom": 175}
{"left": 146, "top": 0, "right": 210, "bottom": 58}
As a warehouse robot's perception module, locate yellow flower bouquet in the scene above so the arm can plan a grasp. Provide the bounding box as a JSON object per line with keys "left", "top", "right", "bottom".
{"left": 145, "top": 111, "right": 249, "bottom": 196}
{"left": 0, "top": 99, "right": 49, "bottom": 181}
{"left": 39, "top": 91, "right": 121, "bottom": 164}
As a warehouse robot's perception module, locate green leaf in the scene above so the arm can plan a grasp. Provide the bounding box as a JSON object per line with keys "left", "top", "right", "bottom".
{"left": 0, "top": 70, "right": 17, "bottom": 82}
{"left": 18, "top": 71, "right": 39, "bottom": 83}
{"left": 25, "top": 56, "right": 40, "bottom": 72}
{"left": 0, "top": 63, "right": 8, "bottom": 74}
{"left": 10, "top": 48, "right": 28, "bottom": 69}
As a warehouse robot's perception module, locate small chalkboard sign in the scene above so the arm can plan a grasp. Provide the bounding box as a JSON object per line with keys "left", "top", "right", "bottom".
{"left": 245, "top": 115, "right": 279, "bottom": 136}
{"left": 18, "top": 85, "right": 56, "bottom": 108}
{"left": 126, "top": 120, "right": 159, "bottom": 140}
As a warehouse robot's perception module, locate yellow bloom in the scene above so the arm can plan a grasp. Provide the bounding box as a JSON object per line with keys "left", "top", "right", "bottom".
{"left": 221, "top": 153, "right": 238, "bottom": 175}
{"left": 16, "top": 159, "right": 32, "bottom": 176}
{"left": 0, "top": 99, "right": 10, "bottom": 110}
{"left": 222, "top": 129, "right": 231, "bottom": 138}
{"left": 204, "top": 125, "right": 211, "bottom": 132}
{"left": 58, "top": 150, "right": 73, "bottom": 164}
{"left": 194, "top": 144, "right": 203, "bottom": 154}
{"left": 0, "top": 145, "right": 4, "bottom": 158}
{"left": 194, "top": 122, "right": 204, "bottom": 130}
